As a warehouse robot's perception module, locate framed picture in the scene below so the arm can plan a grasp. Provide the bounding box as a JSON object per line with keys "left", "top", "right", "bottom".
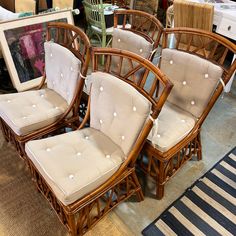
{"left": 0, "top": 9, "right": 74, "bottom": 91}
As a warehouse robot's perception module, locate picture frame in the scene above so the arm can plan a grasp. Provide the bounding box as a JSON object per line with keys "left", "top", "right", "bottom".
{"left": 0, "top": 9, "right": 74, "bottom": 92}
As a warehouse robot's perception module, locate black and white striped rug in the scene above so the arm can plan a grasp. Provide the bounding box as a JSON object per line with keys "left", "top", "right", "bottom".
{"left": 142, "top": 147, "right": 236, "bottom": 236}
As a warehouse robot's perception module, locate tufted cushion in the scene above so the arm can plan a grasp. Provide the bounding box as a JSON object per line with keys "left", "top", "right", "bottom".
{"left": 147, "top": 102, "right": 196, "bottom": 152}
{"left": 25, "top": 128, "right": 125, "bottom": 205}
{"left": 45, "top": 41, "right": 81, "bottom": 104}
{"left": 160, "top": 48, "right": 223, "bottom": 118}
{"left": 90, "top": 72, "right": 151, "bottom": 156}
{"left": 111, "top": 28, "right": 153, "bottom": 79}
{"left": 0, "top": 89, "right": 69, "bottom": 135}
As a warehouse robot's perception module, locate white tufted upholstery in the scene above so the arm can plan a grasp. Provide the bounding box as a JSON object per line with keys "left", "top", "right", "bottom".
{"left": 147, "top": 102, "right": 196, "bottom": 152}
{"left": 90, "top": 72, "right": 151, "bottom": 156}
{"left": 45, "top": 41, "right": 81, "bottom": 104}
{"left": 111, "top": 28, "right": 153, "bottom": 77}
{"left": 0, "top": 88, "right": 69, "bottom": 136}
{"left": 25, "top": 127, "right": 125, "bottom": 205}
{"left": 160, "top": 48, "right": 223, "bottom": 118}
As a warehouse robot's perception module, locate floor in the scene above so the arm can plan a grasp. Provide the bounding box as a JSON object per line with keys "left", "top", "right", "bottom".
{"left": 0, "top": 80, "right": 236, "bottom": 236}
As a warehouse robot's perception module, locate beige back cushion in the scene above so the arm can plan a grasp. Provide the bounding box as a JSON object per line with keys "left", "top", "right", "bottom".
{"left": 160, "top": 48, "right": 223, "bottom": 118}
{"left": 90, "top": 72, "right": 151, "bottom": 156}
{"left": 45, "top": 42, "right": 81, "bottom": 104}
{"left": 111, "top": 28, "right": 153, "bottom": 81}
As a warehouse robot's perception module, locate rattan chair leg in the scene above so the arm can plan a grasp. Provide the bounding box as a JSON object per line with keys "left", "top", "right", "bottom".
{"left": 156, "top": 161, "right": 165, "bottom": 199}
{"left": 196, "top": 132, "right": 202, "bottom": 160}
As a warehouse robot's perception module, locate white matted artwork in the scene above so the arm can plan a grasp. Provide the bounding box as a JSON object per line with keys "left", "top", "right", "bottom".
{"left": 0, "top": 9, "right": 74, "bottom": 92}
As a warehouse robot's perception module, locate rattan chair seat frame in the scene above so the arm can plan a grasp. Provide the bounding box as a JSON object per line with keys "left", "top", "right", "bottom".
{"left": 140, "top": 27, "right": 236, "bottom": 199}
{"left": 0, "top": 22, "right": 91, "bottom": 160}
{"left": 27, "top": 47, "right": 173, "bottom": 235}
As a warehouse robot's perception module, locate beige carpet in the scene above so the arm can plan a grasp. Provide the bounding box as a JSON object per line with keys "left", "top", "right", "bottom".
{"left": 0, "top": 131, "right": 132, "bottom": 236}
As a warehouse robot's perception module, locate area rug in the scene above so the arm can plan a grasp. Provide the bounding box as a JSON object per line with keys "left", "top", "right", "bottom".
{"left": 142, "top": 147, "right": 236, "bottom": 236}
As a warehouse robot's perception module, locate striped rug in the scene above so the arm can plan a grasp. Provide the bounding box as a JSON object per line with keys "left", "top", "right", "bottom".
{"left": 142, "top": 147, "right": 236, "bottom": 236}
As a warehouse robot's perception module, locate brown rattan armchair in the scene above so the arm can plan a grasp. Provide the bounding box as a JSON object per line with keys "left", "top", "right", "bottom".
{"left": 25, "top": 48, "right": 173, "bottom": 235}
{"left": 140, "top": 27, "right": 236, "bottom": 199}
{"left": 0, "top": 22, "right": 91, "bottom": 160}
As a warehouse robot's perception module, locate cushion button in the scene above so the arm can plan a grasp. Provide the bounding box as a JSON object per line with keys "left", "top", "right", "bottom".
{"left": 169, "top": 60, "right": 173, "bottom": 65}
{"left": 7, "top": 100, "right": 11, "bottom": 103}
{"left": 69, "top": 174, "right": 74, "bottom": 179}
{"left": 181, "top": 119, "right": 186, "bottom": 123}
{"left": 113, "top": 112, "right": 117, "bottom": 117}
{"left": 118, "top": 38, "right": 121, "bottom": 42}
{"left": 32, "top": 104, "right": 36, "bottom": 108}
{"left": 121, "top": 135, "right": 125, "bottom": 140}
{"left": 157, "top": 134, "right": 161, "bottom": 138}
{"left": 182, "top": 81, "right": 187, "bottom": 86}
{"left": 133, "top": 106, "right": 137, "bottom": 112}
{"left": 204, "top": 73, "right": 209, "bottom": 79}
{"left": 55, "top": 106, "right": 59, "bottom": 110}
{"left": 139, "top": 48, "right": 143, "bottom": 53}
{"left": 77, "top": 152, "right": 81, "bottom": 156}
{"left": 106, "top": 155, "right": 111, "bottom": 158}
{"left": 50, "top": 53, "right": 53, "bottom": 57}
{"left": 40, "top": 94, "right": 44, "bottom": 98}
{"left": 46, "top": 148, "right": 51, "bottom": 152}
{"left": 191, "top": 100, "right": 195, "bottom": 105}
{"left": 23, "top": 116, "right": 27, "bottom": 119}
{"left": 99, "top": 119, "right": 103, "bottom": 124}
{"left": 85, "top": 136, "right": 89, "bottom": 140}
{"left": 100, "top": 86, "right": 103, "bottom": 92}
{"left": 70, "top": 67, "right": 73, "bottom": 71}
{"left": 60, "top": 73, "right": 63, "bottom": 78}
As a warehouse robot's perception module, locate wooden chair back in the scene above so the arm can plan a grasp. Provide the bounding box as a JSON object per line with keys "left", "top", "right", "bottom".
{"left": 162, "top": 27, "right": 236, "bottom": 128}
{"left": 82, "top": 47, "right": 173, "bottom": 167}
{"left": 40, "top": 22, "right": 91, "bottom": 118}
{"left": 113, "top": 9, "right": 163, "bottom": 51}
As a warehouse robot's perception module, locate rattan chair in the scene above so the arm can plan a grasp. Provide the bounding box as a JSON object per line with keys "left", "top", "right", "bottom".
{"left": 140, "top": 27, "right": 236, "bottom": 199}
{"left": 0, "top": 22, "right": 91, "bottom": 159}
{"left": 25, "top": 48, "right": 173, "bottom": 235}
{"left": 82, "top": 9, "right": 163, "bottom": 96}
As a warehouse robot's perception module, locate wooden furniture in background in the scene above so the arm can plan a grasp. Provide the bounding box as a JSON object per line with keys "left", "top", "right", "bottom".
{"left": 132, "top": 0, "right": 159, "bottom": 16}
{"left": 83, "top": 0, "right": 113, "bottom": 48}
{"left": 140, "top": 27, "right": 236, "bottom": 199}
{"left": 26, "top": 47, "right": 173, "bottom": 236}
{"left": 0, "top": 22, "right": 91, "bottom": 159}
{"left": 174, "top": 0, "right": 214, "bottom": 31}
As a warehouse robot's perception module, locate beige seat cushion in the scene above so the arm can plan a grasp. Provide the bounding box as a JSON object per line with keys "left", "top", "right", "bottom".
{"left": 45, "top": 41, "right": 81, "bottom": 104}
{"left": 0, "top": 88, "right": 69, "bottom": 136}
{"left": 90, "top": 72, "right": 151, "bottom": 156}
{"left": 160, "top": 48, "right": 223, "bottom": 118}
{"left": 25, "top": 127, "right": 125, "bottom": 206}
{"left": 147, "top": 102, "right": 196, "bottom": 152}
